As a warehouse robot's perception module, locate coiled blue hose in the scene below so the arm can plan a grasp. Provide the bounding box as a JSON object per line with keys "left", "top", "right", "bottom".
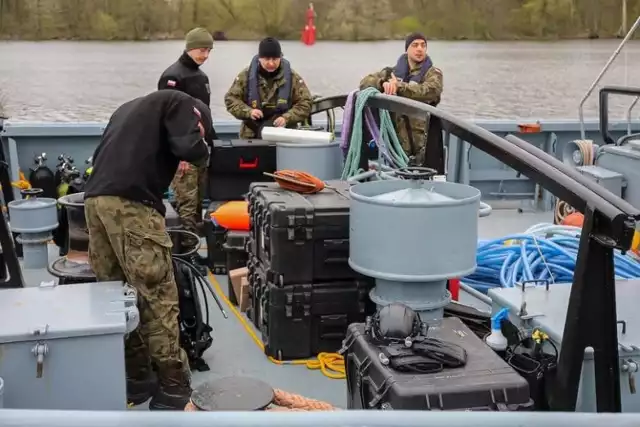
{"left": 462, "top": 223, "right": 640, "bottom": 294}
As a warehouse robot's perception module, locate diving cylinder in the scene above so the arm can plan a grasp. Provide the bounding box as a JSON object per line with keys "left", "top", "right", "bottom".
{"left": 28, "top": 153, "right": 57, "bottom": 200}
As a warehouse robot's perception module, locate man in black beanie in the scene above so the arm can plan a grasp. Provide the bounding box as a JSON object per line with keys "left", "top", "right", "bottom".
{"left": 359, "top": 32, "right": 445, "bottom": 174}
{"left": 224, "top": 37, "right": 313, "bottom": 139}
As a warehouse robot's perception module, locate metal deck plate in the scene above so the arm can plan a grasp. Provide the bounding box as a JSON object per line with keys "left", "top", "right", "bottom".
{"left": 191, "top": 377, "right": 274, "bottom": 411}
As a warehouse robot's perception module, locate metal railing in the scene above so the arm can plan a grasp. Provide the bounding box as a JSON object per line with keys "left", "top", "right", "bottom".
{"left": 578, "top": 15, "right": 640, "bottom": 139}
{"left": 2, "top": 409, "right": 640, "bottom": 426}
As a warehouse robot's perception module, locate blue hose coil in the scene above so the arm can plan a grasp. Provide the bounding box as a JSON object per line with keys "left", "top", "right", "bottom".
{"left": 462, "top": 226, "right": 640, "bottom": 294}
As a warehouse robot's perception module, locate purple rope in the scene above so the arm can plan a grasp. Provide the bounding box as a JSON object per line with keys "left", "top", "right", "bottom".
{"left": 340, "top": 90, "right": 358, "bottom": 153}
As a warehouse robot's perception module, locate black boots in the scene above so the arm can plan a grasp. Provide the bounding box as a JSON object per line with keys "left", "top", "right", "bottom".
{"left": 148, "top": 384, "right": 193, "bottom": 410}
{"left": 127, "top": 376, "right": 157, "bottom": 406}
{"left": 127, "top": 376, "right": 192, "bottom": 410}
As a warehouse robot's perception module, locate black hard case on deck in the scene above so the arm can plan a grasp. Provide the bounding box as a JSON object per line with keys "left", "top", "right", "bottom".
{"left": 247, "top": 181, "right": 356, "bottom": 285}
{"left": 224, "top": 230, "right": 250, "bottom": 306}
{"left": 344, "top": 317, "right": 533, "bottom": 411}
{"left": 207, "top": 139, "right": 276, "bottom": 202}
{"left": 248, "top": 254, "right": 375, "bottom": 360}
{"left": 203, "top": 202, "right": 227, "bottom": 274}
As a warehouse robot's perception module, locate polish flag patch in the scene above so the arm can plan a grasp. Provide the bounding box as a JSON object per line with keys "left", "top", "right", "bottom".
{"left": 193, "top": 106, "right": 202, "bottom": 118}
{"left": 166, "top": 80, "right": 176, "bottom": 87}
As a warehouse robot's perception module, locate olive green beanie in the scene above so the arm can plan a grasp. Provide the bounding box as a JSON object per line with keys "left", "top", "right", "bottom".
{"left": 185, "top": 27, "right": 213, "bottom": 51}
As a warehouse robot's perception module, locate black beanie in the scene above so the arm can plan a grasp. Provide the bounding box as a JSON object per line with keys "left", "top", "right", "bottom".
{"left": 405, "top": 32, "right": 427, "bottom": 50}
{"left": 258, "top": 37, "right": 282, "bottom": 58}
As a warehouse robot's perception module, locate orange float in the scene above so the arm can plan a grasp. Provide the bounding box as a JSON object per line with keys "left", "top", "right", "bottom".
{"left": 561, "top": 212, "right": 584, "bottom": 228}
{"left": 210, "top": 201, "right": 250, "bottom": 231}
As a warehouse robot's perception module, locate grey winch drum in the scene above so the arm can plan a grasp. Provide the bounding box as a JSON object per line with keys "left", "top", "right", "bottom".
{"left": 276, "top": 141, "right": 344, "bottom": 180}
{"left": 8, "top": 188, "right": 58, "bottom": 270}
{"left": 348, "top": 167, "right": 481, "bottom": 322}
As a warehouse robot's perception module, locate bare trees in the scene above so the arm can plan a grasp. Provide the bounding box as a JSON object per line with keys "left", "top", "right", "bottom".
{"left": 0, "top": 0, "right": 634, "bottom": 41}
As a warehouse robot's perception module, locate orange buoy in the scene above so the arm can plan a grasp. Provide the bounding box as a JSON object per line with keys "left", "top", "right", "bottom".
{"left": 561, "top": 212, "right": 584, "bottom": 228}
{"left": 210, "top": 201, "right": 250, "bottom": 231}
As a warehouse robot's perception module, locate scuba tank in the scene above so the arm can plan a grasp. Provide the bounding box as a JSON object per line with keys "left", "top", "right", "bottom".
{"left": 55, "top": 154, "right": 84, "bottom": 197}
{"left": 28, "top": 153, "right": 57, "bottom": 200}
{"left": 53, "top": 154, "right": 83, "bottom": 256}
{"left": 83, "top": 156, "right": 93, "bottom": 181}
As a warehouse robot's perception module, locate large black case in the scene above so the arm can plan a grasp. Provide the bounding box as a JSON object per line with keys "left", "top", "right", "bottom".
{"left": 344, "top": 317, "right": 533, "bottom": 411}
{"left": 247, "top": 181, "right": 356, "bottom": 285}
{"left": 207, "top": 139, "right": 276, "bottom": 202}
{"left": 248, "top": 254, "right": 375, "bottom": 360}
{"left": 224, "top": 230, "right": 250, "bottom": 306}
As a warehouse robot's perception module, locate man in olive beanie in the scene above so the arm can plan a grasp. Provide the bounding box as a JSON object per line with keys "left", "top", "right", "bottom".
{"left": 185, "top": 27, "right": 214, "bottom": 53}
{"left": 157, "top": 27, "right": 216, "bottom": 277}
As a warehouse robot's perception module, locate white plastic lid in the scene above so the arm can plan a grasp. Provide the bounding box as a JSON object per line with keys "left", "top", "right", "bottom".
{"left": 372, "top": 186, "right": 454, "bottom": 204}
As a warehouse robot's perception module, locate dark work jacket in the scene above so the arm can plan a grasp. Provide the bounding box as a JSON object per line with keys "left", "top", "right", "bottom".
{"left": 84, "top": 90, "right": 210, "bottom": 216}
{"left": 158, "top": 52, "right": 218, "bottom": 140}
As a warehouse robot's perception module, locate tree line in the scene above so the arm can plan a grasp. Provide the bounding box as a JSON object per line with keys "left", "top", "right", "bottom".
{"left": 0, "top": 0, "right": 635, "bottom": 41}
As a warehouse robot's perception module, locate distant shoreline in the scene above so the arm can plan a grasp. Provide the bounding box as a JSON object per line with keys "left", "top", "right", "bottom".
{"left": 0, "top": 35, "right": 625, "bottom": 43}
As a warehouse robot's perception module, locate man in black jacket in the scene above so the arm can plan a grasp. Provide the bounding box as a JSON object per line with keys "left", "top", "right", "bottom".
{"left": 158, "top": 27, "right": 215, "bottom": 258}
{"left": 84, "top": 89, "right": 211, "bottom": 410}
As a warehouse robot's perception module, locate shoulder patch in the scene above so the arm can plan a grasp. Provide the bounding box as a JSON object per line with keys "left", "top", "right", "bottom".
{"left": 166, "top": 79, "right": 177, "bottom": 87}
{"left": 433, "top": 67, "right": 442, "bottom": 74}
{"left": 193, "top": 106, "right": 202, "bottom": 118}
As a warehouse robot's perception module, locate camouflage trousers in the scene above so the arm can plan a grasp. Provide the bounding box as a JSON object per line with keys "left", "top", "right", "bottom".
{"left": 170, "top": 164, "right": 207, "bottom": 249}
{"left": 396, "top": 115, "right": 428, "bottom": 166}
{"left": 84, "top": 195, "right": 191, "bottom": 390}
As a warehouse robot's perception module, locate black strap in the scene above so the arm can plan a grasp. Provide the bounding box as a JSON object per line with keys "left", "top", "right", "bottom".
{"left": 378, "top": 339, "right": 468, "bottom": 374}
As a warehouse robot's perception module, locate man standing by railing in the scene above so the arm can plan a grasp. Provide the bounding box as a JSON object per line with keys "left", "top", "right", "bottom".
{"left": 359, "top": 33, "right": 445, "bottom": 173}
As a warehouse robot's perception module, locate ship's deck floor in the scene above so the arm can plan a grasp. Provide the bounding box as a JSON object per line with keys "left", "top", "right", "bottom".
{"left": 21, "top": 206, "right": 552, "bottom": 409}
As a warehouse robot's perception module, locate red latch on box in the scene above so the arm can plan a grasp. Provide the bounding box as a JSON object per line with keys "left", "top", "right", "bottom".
{"left": 239, "top": 157, "right": 258, "bottom": 169}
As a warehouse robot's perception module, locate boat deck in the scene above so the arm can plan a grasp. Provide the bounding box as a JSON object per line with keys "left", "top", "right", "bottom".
{"left": 192, "top": 206, "right": 553, "bottom": 408}
{"left": 20, "top": 206, "right": 552, "bottom": 410}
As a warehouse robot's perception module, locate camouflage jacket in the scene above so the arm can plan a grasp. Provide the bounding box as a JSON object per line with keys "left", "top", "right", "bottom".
{"left": 224, "top": 65, "right": 313, "bottom": 139}
{"left": 359, "top": 57, "right": 443, "bottom": 159}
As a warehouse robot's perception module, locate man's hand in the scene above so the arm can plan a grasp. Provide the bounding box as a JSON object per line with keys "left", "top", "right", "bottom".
{"left": 273, "top": 116, "right": 286, "bottom": 127}
{"left": 250, "top": 109, "right": 263, "bottom": 120}
{"left": 382, "top": 75, "right": 398, "bottom": 95}
{"left": 177, "top": 161, "right": 191, "bottom": 177}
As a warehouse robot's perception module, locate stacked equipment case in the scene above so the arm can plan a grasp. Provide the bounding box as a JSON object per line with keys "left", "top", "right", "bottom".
{"left": 246, "top": 181, "right": 376, "bottom": 360}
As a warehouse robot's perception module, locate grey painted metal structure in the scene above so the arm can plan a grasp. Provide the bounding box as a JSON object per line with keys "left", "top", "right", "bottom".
{"left": 348, "top": 176, "right": 481, "bottom": 321}
{"left": 2, "top": 409, "right": 640, "bottom": 426}
{"left": 2, "top": 117, "right": 639, "bottom": 210}
{"left": 489, "top": 279, "right": 640, "bottom": 413}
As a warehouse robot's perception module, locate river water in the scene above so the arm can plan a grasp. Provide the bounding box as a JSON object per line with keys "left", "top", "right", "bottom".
{"left": 0, "top": 39, "right": 639, "bottom": 123}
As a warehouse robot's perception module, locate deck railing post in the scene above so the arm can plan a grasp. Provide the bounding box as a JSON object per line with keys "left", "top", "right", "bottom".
{"left": 551, "top": 206, "right": 623, "bottom": 412}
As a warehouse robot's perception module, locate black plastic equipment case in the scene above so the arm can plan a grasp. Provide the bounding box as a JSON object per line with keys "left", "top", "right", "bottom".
{"left": 207, "top": 139, "right": 276, "bottom": 202}
{"left": 248, "top": 254, "right": 375, "bottom": 360}
{"left": 343, "top": 317, "right": 533, "bottom": 411}
{"left": 202, "top": 202, "right": 227, "bottom": 273}
{"left": 224, "top": 230, "right": 250, "bottom": 305}
{"left": 247, "top": 181, "right": 356, "bottom": 285}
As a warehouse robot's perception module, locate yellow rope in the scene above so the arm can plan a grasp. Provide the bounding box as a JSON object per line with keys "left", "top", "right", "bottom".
{"left": 207, "top": 272, "right": 346, "bottom": 380}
